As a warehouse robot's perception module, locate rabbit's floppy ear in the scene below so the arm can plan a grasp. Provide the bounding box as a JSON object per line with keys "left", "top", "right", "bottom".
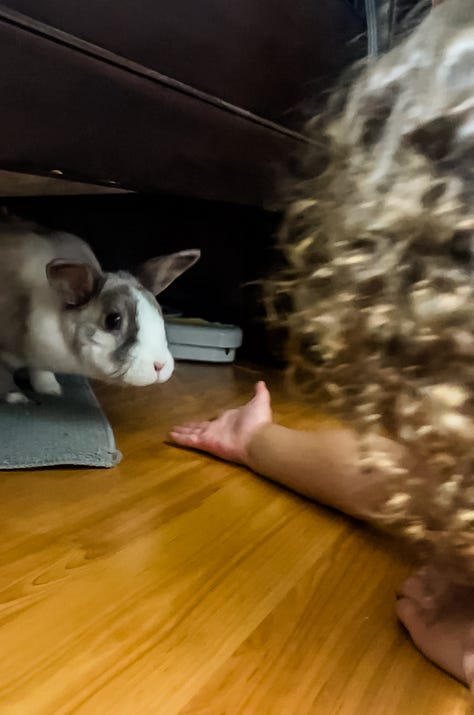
{"left": 46, "top": 260, "right": 103, "bottom": 307}
{"left": 137, "top": 249, "right": 200, "bottom": 296}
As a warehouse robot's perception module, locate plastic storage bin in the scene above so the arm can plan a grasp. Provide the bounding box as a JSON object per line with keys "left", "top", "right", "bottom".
{"left": 165, "top": 318, "right": 243, "bottom": 363}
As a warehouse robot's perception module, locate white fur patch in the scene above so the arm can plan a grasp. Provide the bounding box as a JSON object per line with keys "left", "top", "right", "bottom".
{"left": 122, "top": 289, "right": 174, "bottom": 386}
{"left": 27, "top": 290, "right": 83, "bottom": 374}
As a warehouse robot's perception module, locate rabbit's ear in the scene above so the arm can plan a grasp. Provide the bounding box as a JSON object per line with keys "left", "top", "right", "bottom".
{"left": 46, "top": 260, "right": 103, "bottom": 307}
{"left": 137, "top": 249, "right": 200, "bottom": 296}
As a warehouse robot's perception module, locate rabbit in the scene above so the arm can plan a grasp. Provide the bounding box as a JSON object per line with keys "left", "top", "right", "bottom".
{"left": 0, "top": 216, "right": 200, "bottom": 403}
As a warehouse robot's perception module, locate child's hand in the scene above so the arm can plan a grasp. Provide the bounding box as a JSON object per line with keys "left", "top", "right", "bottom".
{"left": 169, "top": 381, "right": 272, "bottom": 465}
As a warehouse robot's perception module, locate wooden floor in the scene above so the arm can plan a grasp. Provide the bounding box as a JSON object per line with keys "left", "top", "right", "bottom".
{"left": 0, "top": 362, "right": 471, "bottom": 715}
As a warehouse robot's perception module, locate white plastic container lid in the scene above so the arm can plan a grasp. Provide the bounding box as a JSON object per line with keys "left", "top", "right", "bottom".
{"left": 165, "top": 318, "right": 243, "bottom": 349}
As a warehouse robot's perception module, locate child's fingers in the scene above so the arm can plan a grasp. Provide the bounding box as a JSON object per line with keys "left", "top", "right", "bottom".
{"left": 170, "top": 431, "right": 198, "bottom": 446}
{"left": 169, "top": 423, "right": 208, "bottom": 441}
{"left": 172, "top": 421, "right": 209, "bottom": 432}
{"left": 169, "top": 427, "right": 204, "bottom": 443}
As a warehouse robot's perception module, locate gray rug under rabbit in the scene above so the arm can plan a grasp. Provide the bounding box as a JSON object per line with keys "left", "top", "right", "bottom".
{"left": 0, "top": 375, "right": 121, "bottom": 469}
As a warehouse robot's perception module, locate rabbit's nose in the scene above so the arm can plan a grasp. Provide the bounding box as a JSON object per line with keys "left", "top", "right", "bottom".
{"left": 154, "top": 362, "right": 164, "bottom": 373}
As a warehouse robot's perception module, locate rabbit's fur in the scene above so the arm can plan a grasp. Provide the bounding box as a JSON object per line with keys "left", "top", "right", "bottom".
{"left": 0, "top": 216, "right": 199, "bottom": 402}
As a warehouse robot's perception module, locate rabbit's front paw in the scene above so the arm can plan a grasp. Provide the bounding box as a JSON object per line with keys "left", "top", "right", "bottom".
{"left": 5, "top": 390, "right": 30, "bottom": 404}
{"left": 30, "top": 370, "right": 62, "bottom": 397}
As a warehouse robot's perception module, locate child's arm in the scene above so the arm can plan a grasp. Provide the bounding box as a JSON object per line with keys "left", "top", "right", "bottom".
{"left": 245, "top": 422, "right": 368, "bottom": 517}
{"left": 170, "top": 381, "right": 474, "bottom": 689}
{"left": 170, "top": 381, "right": 395, "bottom": 520}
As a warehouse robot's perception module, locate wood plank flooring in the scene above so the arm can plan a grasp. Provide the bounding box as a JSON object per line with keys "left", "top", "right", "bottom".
{"left": 0, "top": 362, "right": 470, "bottom": 714}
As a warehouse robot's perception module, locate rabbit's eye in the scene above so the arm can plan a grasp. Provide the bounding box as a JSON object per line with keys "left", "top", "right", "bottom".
{"left": 105, "top": 312, "right": 122, "bottom": 331}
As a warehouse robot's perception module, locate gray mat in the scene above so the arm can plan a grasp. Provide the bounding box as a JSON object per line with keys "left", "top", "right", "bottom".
{"left": 0, "top": 375, "right": 122, "bottom": 469}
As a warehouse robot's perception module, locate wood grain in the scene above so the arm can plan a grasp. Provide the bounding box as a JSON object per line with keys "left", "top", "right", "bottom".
{"left": 0, "top": 362, "right": 470, "bottom": 714}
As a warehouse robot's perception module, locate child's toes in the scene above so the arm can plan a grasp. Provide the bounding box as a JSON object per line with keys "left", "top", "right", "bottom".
{"left": 399, "top": 574, "right": 434, "bottom": 610}
{"left": 462, "top": 650, "right": 474, "bottom": 694}
{"left": 396, "top": 594, "right": 468, "bottom": 684}
{"left": 396, "top": 596, "right": 426, "bottom": 639}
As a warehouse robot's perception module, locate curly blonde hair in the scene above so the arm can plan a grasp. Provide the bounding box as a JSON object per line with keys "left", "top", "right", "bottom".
{"left": 270, "top": 0, "right": 474, "bottom": 581}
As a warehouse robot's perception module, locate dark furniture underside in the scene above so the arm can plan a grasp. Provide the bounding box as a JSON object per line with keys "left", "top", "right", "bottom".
{"left": 0, "top": 1, "right": 363, "bottom": 205}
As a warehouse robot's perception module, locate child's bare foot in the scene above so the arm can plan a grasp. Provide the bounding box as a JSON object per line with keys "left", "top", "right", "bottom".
{"left": 169, "top": 381, "right": 273, "bottom": 465}
{"left": 397, "top": 567, "right": 474, "bottom": 691}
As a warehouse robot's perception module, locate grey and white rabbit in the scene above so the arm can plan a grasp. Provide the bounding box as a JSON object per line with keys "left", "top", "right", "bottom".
{"left": 0, "top": 216, "right": 200, "bottom": 402}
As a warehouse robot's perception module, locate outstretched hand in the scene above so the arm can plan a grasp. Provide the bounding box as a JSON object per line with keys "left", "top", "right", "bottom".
{"left": 169, "top": 381, "right": 272, "bottom": 465}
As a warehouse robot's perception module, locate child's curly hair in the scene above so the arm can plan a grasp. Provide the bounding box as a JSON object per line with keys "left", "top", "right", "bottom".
{"left": 269, "top": 0, "right": 474, "bottom": 582}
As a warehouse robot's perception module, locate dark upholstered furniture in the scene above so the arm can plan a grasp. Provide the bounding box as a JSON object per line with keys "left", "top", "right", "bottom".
{"left": 0, "top": 1, "right": 363, "bottom": 205}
